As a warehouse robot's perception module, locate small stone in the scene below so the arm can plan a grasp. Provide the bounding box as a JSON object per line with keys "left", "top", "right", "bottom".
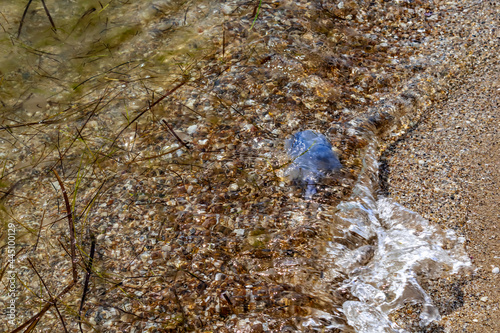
{"left": 492, "top": 267, "right": 499, "bottom": 274}
{"left": 187, "top": 125, "right": 198, "bottom": 135}
{"left": 243, "top": 124, "right": 255, "bottom": 131}
{"left": 234, "top": 229, "right": 245, "bottom": 236}
{"left": 229, "top": 183, "right": 239, "bottom": 191}
{"left": 120, "top": 314, "right": 135, "bottom": 322}
{"left": 221, "top": 4, "right": 235, "bottom": 15}
{"left": 480, "top": 296, "right": 488, "bottom": 302}
{"left": 140, "top": 251, "right": 150, "bottom": 262}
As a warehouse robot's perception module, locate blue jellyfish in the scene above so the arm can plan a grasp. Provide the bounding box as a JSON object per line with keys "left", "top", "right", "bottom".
{"left": 285, "top": 130, "right": 342, "bottom": 198}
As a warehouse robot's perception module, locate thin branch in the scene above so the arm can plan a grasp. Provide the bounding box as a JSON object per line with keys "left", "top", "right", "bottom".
{"left": 17, "top": 0, "right": 34, "bottom": 38}
{"left": 127, "top": 145, "right": 183, "bottom": 163}
{"left": 161, "top": 119, "right": 190, "bottom": 150}
{"left": 52, "top": 170, "right": 78, "bottom": 283}
{"left": 0, "top": 119, "right": 58, "bottom": 131}
{"left": 32, "top": 209, "right": 45, "bottom": 252}
{"left": 77, "top": 179, "right": 107, "bottom": 221}
{"left": 79, "top": 235, "right": 96, "bottom": 333}
{"left": 40, "top": 0, "right": 57, "bottom": 32}
{"left": 249, "top": 0, "right": 263, "bottom": 30}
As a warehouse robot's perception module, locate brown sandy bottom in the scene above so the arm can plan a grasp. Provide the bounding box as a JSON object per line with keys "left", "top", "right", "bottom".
{"left": 382, "top": 55, "right": 499, "bottom": 331}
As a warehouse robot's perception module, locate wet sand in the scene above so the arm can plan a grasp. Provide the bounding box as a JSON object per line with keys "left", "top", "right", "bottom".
{"left": 383, "top": 49, "right": 499, "bottom": 332}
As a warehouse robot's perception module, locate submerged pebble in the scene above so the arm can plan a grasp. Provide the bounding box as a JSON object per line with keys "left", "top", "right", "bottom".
{"left": 285, "top": 130, "right": 342, "bottom": 198}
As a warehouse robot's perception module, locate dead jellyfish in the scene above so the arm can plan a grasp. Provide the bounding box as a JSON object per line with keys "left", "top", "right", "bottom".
{"left": 285, "top": 130, "right": 342, "bottom": 198}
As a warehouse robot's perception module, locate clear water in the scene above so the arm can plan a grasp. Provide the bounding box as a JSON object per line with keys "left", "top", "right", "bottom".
{"left": 0, "top": 0, "right": 474, "bottom": 331}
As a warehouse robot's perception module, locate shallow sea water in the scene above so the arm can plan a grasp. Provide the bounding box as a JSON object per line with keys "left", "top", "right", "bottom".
{"left": 0, "top": 0, "right": 473, "bottom": 332}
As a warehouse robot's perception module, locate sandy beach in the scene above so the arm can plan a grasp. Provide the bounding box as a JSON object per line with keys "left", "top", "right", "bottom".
{"left": 383, "top": 45, "right": 499, "bottom": 333}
